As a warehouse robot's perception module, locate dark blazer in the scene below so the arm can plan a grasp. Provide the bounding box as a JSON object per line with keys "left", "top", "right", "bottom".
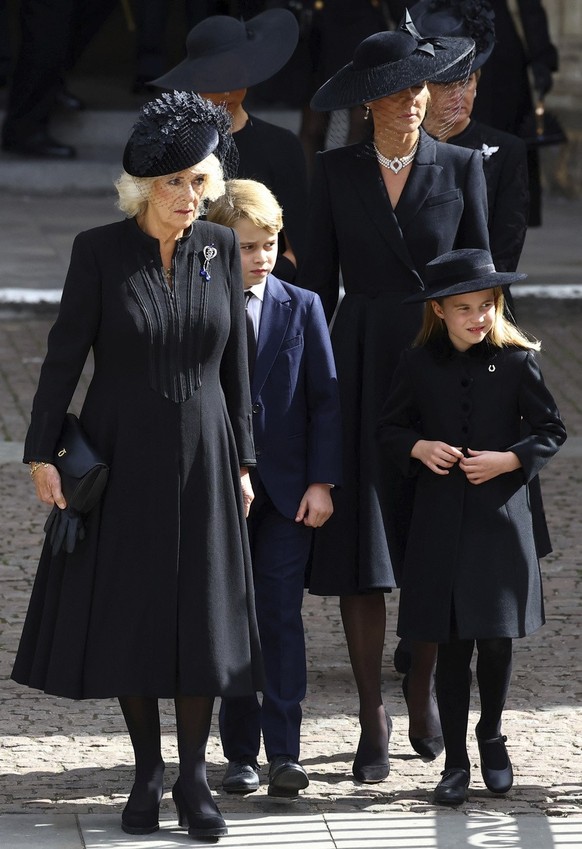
{"left": 250, "top": 274, "right": 342, "bottom": 520}
{"left": 448, "top": 120, "right": 529, "bottom": 273}
{"left": 377, "top": 339, "right": 566, "bottom": 641}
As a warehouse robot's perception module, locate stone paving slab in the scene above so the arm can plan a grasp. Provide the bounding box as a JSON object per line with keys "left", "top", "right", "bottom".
{"left": 2, "top": 812, "right": 582, "bottom": 849}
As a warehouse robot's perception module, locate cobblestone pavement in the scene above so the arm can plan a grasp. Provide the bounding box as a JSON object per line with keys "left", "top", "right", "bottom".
{"left": 0, "top": 295, "right": 580, "bottom": 828}
{"left": 0, "top": 190, "right": 581, "bottom": 834}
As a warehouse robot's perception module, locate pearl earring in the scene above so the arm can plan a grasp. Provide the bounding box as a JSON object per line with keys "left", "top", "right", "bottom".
{"left": 364, "top": 105, "right": 370, "bottom": 120}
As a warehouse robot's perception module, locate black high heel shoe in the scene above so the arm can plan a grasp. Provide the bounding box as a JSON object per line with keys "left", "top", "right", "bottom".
{"left": 402, "top": 673, "right": 444, "bottom": 761}
{"left": 121, "top": 764, "right": 165, "bottom": 835}
{"left": 172, "top": 778, "right": 228, "bottom": 839}
{"left": 352, "top": 713, "right": 393, "bottom": 783}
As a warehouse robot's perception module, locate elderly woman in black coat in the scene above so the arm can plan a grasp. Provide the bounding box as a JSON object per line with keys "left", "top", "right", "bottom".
{"left": 298, "top": 21, "right": 490, "bottom": 782}
{"left": 12, "top": 92, "right": 262, "bottom": 841}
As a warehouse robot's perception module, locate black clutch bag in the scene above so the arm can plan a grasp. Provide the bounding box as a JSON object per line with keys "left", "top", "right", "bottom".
{"left": 44, "top": 414, "right": 109, "bottom": 555}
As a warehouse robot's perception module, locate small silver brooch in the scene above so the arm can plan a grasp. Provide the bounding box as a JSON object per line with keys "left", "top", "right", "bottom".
{"left": 481, "top": 144, "right": 500, "bottom": 160}
{"left": 200, "top": 244, "right": 217, "bottom": 282}
{"left": 488, "top": 364, "right": 496, "bottom": 372}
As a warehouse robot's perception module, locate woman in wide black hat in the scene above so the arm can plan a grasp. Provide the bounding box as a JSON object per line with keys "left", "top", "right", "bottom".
{"left": 153, "top": 9, "right": 308, "bottom": 284}
{"left": 12, "top": 91, "right": 262, "bottom": 840}
{"left": 297, "top": 17, "right": 491, "bottom": 783}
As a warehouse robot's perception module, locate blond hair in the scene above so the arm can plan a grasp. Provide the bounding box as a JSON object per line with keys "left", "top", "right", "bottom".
{"left": 115, "top": 153, "right": 225, "bottom": 218}
{"left": 415, "top": 287, "right": 541, "bottom": 351}
{"left": 206, "top": 179, "right": 283, "bottom": 234}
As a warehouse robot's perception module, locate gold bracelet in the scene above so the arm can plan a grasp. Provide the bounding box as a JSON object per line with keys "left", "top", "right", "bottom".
{"left": 29, "top": 461, "right": 50, "bottom": 478}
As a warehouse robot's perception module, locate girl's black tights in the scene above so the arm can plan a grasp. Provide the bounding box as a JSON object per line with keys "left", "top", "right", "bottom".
{"left": 435, "top": 637, "right": 513, "bottom": 772}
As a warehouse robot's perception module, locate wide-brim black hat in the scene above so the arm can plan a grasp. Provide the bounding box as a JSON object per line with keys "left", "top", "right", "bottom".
{"left": 122, "top": 91, "right": 238, "bottom": 178}
{"left": 409, "top": 0, "right": 496, "bottom": 80}
{"left": 310, "top": 14, "right": 475, "bottom": 111}
{"left": 152, "top": 10, "right": 299, "bottom": 92}
{"left": 405, "top": 249, "right": 526, "bottom": 303}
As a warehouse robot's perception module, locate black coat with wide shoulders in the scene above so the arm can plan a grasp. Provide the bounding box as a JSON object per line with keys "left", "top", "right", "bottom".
{"left": 13, "top": 217, "right": 263, "bottom": 700}
{"left": 298, "top": 130, "right": 490, "bottom": 594}
{"left": 378, "top": 340, "right": 566, "bottom": 641}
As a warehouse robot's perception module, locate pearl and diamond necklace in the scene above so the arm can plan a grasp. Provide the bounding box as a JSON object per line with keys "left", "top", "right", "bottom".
{"left": 373, "top": 137, "right": 419, "bottom": 174}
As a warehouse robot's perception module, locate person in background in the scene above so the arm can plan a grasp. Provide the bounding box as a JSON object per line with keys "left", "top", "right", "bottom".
{"left": 298, "top": 23, "right": 490, "bottom": 783}
{"left": 153, "top": 9, "right": 308, "bottom": 283}
{"left": 412, "top": 0, "right": 529, "bottom": 276}
{"left": 11, "top": 92, "right": 262, "bottom": 841}
{"left": 207, "top": 178, "right": 342, "bottom": 800}
{"left": 377, "top": 248, "right": 566, "bottom": 804}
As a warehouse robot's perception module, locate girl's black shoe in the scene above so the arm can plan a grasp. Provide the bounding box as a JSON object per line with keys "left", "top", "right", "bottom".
{"left": 172, "top": 778, "right": 228, "bottom": 838}
{"left": 477, "top": 733, "right": 513, "bottom": 794}
{"left": 433, "top": 768, "right": 470, "bottom": 805}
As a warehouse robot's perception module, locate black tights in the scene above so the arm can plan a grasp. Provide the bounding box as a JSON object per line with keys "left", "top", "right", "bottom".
{"left": 119, "top": 694, "right": 217, "bottom": 815}
{"left": 435, "top": 637, "right": 513, "bottom": 772}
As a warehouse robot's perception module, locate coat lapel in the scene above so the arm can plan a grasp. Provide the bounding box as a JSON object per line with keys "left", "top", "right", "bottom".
{"left": 251, "top": 275, "right": 291, "bottom": 399}
{"left": 395, "top": 130, "right": 444, "bottom": 230}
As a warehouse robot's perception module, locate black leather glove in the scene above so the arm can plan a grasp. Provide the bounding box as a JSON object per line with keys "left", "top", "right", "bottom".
{"left": 531, "top": 61, "right": 553, "bottom": 96}
{"left": 44, "top": 505, "right": 86, "bottom": 556}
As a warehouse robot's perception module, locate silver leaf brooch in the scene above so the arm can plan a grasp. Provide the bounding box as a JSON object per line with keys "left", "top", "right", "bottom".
{"left": 200, "top": 244, "right": 217, "bottom": 282}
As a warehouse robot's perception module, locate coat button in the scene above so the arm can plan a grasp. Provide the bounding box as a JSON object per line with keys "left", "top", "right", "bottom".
{"left": 252, "top": 403, "right": 261, "bottom": 413}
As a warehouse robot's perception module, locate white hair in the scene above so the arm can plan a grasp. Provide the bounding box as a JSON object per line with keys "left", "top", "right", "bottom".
{"left": 115, "top": 153, "right": 225, "bottom": 219}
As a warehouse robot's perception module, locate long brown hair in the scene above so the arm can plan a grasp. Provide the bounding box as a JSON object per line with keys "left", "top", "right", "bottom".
{"left": 414, "top": 287, "right": 541, "bottom": 351}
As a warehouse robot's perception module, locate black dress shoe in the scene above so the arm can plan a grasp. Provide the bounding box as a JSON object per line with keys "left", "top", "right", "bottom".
{"left": 352, "top": 713, "right": 392, "bottom": 783}
{"left": 2, "top": 131, "right": 76, "bottom": 159}
{"left": 433, "top": 768, "right": 470, "bottom": 806}
{"left": 221, "top": 759, "right": 260, "bottom": 794}
{"left": 477, "top": 734, "right": 513, "bottom": 794}
{"left": 268, "top": 756, "right": 309, "bottom": 799}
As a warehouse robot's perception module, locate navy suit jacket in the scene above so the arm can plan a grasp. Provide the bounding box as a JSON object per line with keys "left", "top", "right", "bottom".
{"left": 250, "top": 275, "right": 342, "bottom": 520}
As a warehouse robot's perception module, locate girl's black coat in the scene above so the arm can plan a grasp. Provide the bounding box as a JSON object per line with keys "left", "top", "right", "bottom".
{"left": 12, "top": 218, "right": 263, "bottom": 700}
{"left": 298, "top": 130, "right": 490, "bottom": 594}
{"left": 377, "top": 341, "right": 566, "bottom": 642}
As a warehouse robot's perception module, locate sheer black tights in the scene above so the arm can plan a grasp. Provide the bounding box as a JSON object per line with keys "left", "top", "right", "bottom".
{"left": 119, "top": 694, "right": 217, "bottom": 816}
{"left": 435, "top": 637, "right": 513, "bottom": 771}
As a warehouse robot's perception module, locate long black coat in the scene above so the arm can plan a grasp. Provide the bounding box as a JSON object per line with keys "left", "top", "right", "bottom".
{"left": 377, "top": 339, "right": 566, "bottom": 642}
{"left": 12, "top": 218, "right": 263, "bottom": 700}
{"left": 297, "top": 130, "right": 490, "bottom": 595}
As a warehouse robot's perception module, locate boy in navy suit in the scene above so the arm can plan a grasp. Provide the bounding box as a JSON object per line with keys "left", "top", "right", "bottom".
{"left": 207, "top": 180, "right": 342, "bottom": 799}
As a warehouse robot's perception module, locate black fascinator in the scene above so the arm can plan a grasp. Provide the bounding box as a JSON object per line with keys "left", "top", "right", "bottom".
{"left": 123, "top": 91, "right": 239, "bottom": 179}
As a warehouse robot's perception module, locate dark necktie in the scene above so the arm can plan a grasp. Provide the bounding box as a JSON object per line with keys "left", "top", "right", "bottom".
{"left": 244, "top": 290, "right": 257, "bottom": 377}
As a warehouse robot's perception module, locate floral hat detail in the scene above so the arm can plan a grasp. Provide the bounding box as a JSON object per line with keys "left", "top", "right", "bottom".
{"left": 408, "top": 0, "right": 496, "bottom": 80}
{"left": 122, "top": 91, "right": 238, "bottom": 178}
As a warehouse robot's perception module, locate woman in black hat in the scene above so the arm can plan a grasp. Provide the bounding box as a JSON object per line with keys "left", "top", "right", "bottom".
{"left": 297, "top": 19, "right": 490, "bottom": 782}
{"left": 153, "top": 9, "right": 308, "bottom": 285}
{"left": 377, "top": 248, "right": 566, "bottom": 803}
{"left": 412, "top": 0, "right": 529, "bottom": 277}
{"left": 12, "top": 91, "right": 263, "bottom": 840}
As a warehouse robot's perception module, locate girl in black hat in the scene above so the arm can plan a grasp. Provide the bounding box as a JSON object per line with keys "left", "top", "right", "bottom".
{"left": 297, "top": 18, "right": 490, "bottom": 782}
{"left": 377, "top": 248, "right": 566, "bottom": 804}
{"left": 12, "top": 91, "right": 263, "bottom": 840}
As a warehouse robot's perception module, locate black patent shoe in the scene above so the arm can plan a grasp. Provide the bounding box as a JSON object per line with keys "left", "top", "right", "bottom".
{"left": 352, "top": 713, "right": 392, "bottom": 783}
{"left": 477, "top": 734, "right": 513, "bottom": 794}
{"left": 433, "top": 768, "right": 470, "bottom": 806}
{"left": 222, "top": 759, "right": 260, "bottom": 794}
{"left": 172, "top": 778, "right": 227, "bottom": 838}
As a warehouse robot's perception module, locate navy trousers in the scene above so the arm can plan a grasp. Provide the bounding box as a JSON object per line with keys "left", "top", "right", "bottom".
{"left": 219, "top": 476, "right": 311, "bottom": 762}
